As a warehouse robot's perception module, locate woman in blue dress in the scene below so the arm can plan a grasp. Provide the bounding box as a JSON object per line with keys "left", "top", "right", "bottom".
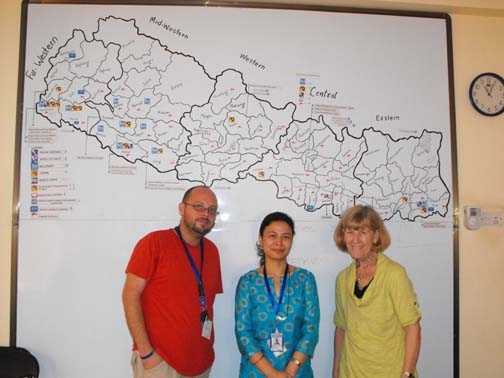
{"left": 235, "top": 212, "right": 320, "bottom": 378}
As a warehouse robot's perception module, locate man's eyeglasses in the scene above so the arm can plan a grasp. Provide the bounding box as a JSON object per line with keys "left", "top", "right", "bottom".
{"left": 184, "top": 202, "right": 219, "bottom": 216}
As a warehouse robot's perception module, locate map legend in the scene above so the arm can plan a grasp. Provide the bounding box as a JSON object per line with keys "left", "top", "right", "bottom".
{"left": 27, "top": 147, "right": 79, "bottom": 218}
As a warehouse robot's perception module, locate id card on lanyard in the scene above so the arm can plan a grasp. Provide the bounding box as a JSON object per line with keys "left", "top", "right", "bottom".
{"left": 175, "top": 226, "right": 212, "bottom": 339}
{"left": 264, "top": 263, "right": 289, "bottom": 355}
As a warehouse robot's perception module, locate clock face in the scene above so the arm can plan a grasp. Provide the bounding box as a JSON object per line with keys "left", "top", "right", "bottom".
{"left": 469, "top": 72, "right": 504, "bottom": 116}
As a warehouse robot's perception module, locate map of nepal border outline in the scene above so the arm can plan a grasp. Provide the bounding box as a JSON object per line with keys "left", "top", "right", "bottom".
{"left": 34, "top": 15, "right": 451, "bottom": 221}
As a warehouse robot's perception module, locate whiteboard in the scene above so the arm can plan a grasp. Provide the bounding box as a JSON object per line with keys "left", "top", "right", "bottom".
{"left": 14, "top": 2, "right": 457, "bottom": 377}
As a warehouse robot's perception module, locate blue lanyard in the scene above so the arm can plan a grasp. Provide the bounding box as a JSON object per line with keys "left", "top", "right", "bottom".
{"left": 174, "top": 226, "right": 206, "bottom": 309}
{"left": 263, "top": 263, "right": 289, "bottom": 317}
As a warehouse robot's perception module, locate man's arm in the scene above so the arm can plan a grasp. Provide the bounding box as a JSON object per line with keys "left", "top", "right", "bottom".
{"left": 332, "top": 327, "right": 345, "bottom": 378}
{"left": 122, "top": 272, "right": 161, "bottom": 368}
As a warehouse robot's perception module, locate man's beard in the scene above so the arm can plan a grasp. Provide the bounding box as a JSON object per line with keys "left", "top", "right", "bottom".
{"left": 189, "top": 219, "right": 213, "bottom": 236}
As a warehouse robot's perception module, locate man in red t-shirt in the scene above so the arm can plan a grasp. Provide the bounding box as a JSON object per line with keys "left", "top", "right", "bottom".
{"left": 122, "top": 185, "right": 223, "bottom": 378}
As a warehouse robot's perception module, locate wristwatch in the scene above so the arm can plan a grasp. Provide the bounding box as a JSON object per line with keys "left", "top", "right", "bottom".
{"left": 403, "top": 372, "right": 415, "bottom": 378}
{"left": 291, "top": 358, "right": 302, "bottom": 367}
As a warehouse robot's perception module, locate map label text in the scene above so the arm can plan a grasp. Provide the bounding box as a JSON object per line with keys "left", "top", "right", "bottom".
{"left": 376, "top": 114, "right": 400, "bottom": 121}
{"left": 310, "top": 86, "right": 338, "bottom": 99}
{"left": 25, "top": 36, "right": 58, "bottom": 80}
{"left": 240, "top": 53, "right": 266, "bottom": 70}
{"left": 150, "top": 16, "right": 189, "bottom": 39}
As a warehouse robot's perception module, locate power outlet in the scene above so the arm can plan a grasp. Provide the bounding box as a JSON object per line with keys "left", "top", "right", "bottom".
{"left": 478, "top": 212, "right": 504, "bottom": 227}
{"left": 463, "top": 206, "right": 504, "bottom": 230}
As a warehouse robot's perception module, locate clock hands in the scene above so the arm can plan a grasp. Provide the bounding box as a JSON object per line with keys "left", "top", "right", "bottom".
{"left": 483, "top": 81, "right": 495, "bottom": 96}
{"left": 488, "top": 81, "right": 496, "bottom": 96}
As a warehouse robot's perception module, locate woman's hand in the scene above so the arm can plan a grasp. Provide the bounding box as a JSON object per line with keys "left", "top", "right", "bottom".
{"left": 265, "top": 370, "right": 293, "bottom": 378}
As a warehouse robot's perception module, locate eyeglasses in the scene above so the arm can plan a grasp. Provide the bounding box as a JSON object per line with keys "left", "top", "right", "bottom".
{"left": 184, "top": 202, "right": 219, "bottom": 216}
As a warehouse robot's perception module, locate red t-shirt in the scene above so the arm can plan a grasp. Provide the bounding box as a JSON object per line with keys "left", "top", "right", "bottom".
{"left": 126, "top": 228, "right": 223, "bottom": 375}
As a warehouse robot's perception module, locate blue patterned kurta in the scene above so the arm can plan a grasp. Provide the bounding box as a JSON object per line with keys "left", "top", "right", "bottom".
{"left": 235, "top": 267, "right": 320, "bottom": 378}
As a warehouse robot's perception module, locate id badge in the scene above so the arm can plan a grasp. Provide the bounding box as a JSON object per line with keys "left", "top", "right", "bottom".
{"left": 270, "top": 330, "right": 283, "bottom": 352}
{"left": 202, "top": 319, "right": 212, "bottom": 339}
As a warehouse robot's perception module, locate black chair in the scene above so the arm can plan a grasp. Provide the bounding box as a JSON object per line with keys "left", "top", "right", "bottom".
{"left": 0, "top": 346, "right": 39, "bottom": 378}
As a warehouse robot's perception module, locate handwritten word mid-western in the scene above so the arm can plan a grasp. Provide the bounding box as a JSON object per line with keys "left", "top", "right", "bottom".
{"left": 150, "top": 16, "right": 189, "bottom": 40}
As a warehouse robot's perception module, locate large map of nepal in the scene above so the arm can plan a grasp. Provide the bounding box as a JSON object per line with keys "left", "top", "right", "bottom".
{"left": 35, "top": 16, "right": 450, "bottom": 220}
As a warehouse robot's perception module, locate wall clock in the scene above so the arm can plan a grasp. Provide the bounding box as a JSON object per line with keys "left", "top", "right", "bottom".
{"left": 469, "top": 72, "right": 504, "bottom": 116}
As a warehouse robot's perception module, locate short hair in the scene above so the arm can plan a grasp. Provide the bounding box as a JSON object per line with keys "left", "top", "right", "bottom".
{"left": 182, "top": 185, "right": 211, "bottom": 202}
{"left": 333, "top": 205, "right": 390, "bottom": 253}
{"left": 256, "top": 212, "right": 295, "bottom": 266}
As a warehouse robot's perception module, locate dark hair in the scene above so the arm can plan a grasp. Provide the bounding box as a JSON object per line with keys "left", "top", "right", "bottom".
{"left": 333, "top": 205, "right": 391, "bottom": 253}
{"left": 256, "top": 212, "right": 295, "bottom": 266}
